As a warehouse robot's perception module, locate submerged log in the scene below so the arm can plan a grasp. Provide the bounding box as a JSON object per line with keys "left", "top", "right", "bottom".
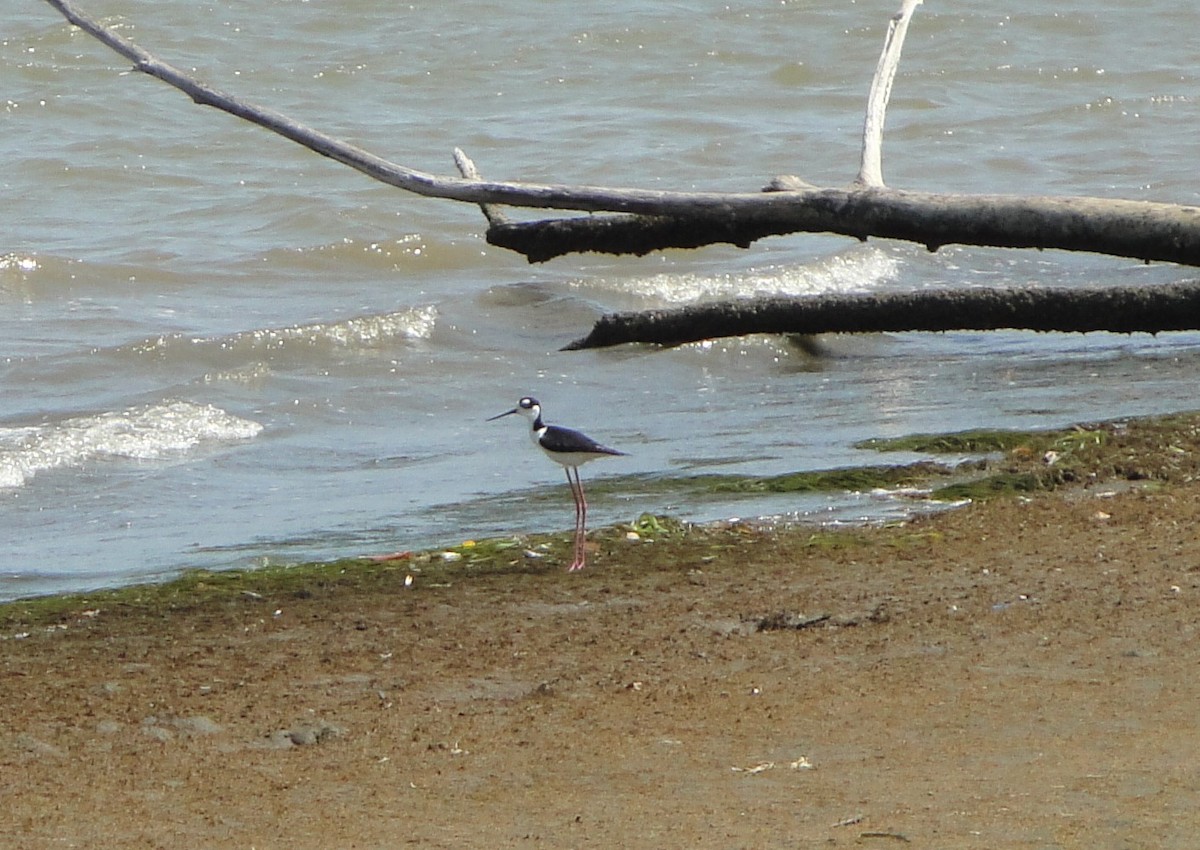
{"left": 563, "top": 281, "right": 1200, "bottom": 350}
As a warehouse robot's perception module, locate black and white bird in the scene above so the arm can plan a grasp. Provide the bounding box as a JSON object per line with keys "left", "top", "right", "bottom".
{"left": 488, "top": 396, "right": 626, "bottom": 571}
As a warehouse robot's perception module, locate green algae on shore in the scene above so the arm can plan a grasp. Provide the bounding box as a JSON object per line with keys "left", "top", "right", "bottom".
{"left": 5, "top": 410, "right": 1200, "bottom": 632}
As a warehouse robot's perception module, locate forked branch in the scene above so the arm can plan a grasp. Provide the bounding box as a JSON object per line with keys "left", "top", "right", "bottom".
{"left": 40, "top": 0, "right": 1200, "bottom": 270}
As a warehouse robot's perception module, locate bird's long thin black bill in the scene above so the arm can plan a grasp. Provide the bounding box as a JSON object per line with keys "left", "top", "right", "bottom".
{"left": 486, "top": 408, "right": 518, "bottom": 421}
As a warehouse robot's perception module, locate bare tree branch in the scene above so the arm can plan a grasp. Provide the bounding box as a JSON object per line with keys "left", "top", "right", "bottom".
{"left": 40, "top": 0, "right": 771, "bottom": 216}
{"left": 41, "top": 0, "right": 1200, "bottom": 268}
{"left": 563, "top": 281, "right": 1200, "bottom": 350}
{"left": 858, "top": 0, "right": 924, "bottom": 187}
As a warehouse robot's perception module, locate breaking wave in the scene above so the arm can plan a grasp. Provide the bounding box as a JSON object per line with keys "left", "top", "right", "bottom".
{"left": 0, "top": 401, "right": 263, "bottom": 489}
{"left": 595, "top": 246, "right": 900, "bottom": 306}
{"left": 127, "top": 305, "right": 439, "bottom": 360}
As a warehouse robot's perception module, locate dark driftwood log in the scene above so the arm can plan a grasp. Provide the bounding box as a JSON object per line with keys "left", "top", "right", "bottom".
{"left": 490, "top": 189, "right": 1200, "bottom": 265}
{"left": 563, "top": 281, "right": 1200, "bottom": 350}
{"left": 486, "top": 213, "right": 765, "bottom": 262}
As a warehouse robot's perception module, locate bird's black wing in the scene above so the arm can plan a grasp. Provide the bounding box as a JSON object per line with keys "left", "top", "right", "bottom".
{"left": 542, "top": 425, "right": 626, "bottom": 456}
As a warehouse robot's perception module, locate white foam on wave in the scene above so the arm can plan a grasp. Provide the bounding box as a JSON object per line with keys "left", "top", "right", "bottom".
{"left": 602, "top": 247, "right": 900, "bottom": 306}
{"left": 133, "top": 305, "right": 438, "bottom": 357}
{"left": 0, "top": 401, "right": 263, "bottom": 489}
{"left": 308, "top": 305, "right": 438, "bottom": 347}
{"left": 231, "top": 305, "right": 438, "bottom": 349}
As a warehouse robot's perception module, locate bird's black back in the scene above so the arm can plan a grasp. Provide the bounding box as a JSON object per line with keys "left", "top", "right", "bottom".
{"left": 540, "top": 424, "right": 626, "bottom": 457}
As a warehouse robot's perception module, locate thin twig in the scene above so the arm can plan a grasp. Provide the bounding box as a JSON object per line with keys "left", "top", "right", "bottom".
{"left": 452, "top": 149, "right": 510, "bottom": 226}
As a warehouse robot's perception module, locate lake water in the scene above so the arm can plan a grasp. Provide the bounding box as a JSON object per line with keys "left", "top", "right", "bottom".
{"left": 3, "top": 0, "right": 1199, "bottom": 600}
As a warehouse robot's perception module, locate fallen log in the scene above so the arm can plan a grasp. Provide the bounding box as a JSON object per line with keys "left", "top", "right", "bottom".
{"left": 488, "top": 189, "right": 1200, "bottom": 265}
{"left": 563, "top": 281, "right": 1200, "bottom": 350}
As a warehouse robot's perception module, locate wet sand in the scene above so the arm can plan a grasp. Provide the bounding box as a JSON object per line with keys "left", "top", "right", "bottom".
{"left": 3, "top": 414, "right": 1200, "bottom": 849}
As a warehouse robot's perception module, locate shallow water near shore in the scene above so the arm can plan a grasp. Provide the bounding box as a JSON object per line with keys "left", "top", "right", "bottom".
{"left": 3, "top": 1, "right": 1200, "bottom": 599}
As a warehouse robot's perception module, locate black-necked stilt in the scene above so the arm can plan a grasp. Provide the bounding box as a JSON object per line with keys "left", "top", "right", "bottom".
{"left": 488, "top": 396, "right": 627, "bottom": 571}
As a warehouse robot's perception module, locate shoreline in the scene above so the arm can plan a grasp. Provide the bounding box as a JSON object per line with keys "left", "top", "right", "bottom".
{"left": 1, "top": 410, "right": 1159, "bottom": 621}
{"left": 4, "top": 410, "right": 1200, "bottom": 847}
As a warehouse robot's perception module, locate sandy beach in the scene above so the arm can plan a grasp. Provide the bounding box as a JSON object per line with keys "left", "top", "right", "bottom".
{"left": 3, "top": 413, "right": 1199, "bottom": 849}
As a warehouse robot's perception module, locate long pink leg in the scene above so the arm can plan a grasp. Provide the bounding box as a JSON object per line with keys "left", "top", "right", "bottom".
{"left": 576, "top": 468, "right": 589, "bottom": 569}
{"left": 566, "top": 466, "right": 587, "bottom": 571}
